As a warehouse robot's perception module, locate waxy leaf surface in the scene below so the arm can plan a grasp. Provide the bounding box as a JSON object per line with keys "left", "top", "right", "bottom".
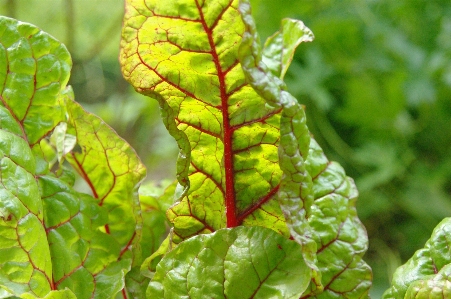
{"left": 384, "top": 217, "right": 451, "bottom": 298}
{"left": 148, "top": 226, "right": 311, "bottom": 299}
{"left": 121, "top": 0, "right": 289, "bottom": 243}
{"left": 120, "top": 0, "right": 371, "bottom": 296}
{"left": 1, "top": 16, "right": 146, "bottom": 298}
{"left": 303, "top": 140, "right": 372, "bottom": 297}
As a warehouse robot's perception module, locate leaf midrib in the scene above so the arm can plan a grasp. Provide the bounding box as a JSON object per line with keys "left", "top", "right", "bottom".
{"left": 195, "top": 0, "right": 238, "bottom": 228}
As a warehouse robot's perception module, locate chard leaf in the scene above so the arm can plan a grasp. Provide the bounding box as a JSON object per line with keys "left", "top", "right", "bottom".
{"left": 40, "top": 175, "right": 129, "bottom": 299}
{"left": 262, "top": 18, "right": 314, "bottom": 80}
{"left": 0, "top": 106, "right": 53, "bottom": 297}
{"left": 304, "top": 140, "right": 372, "bottom": 297}
{"left": 120, "top": 0, "right": 371, "bottom": 296}
{"left": 239, "top": 2, "right": 371, "bottom": 296}
{"left": 238, "top": 0, "right": 321, "bottom": 290}
{"left": 1, "top": 16, "right": 146, "bottom": 298}
{"left": 383, "top": 218, "right": 451, "bottom": 298}
{"left": 65, "top": 98, "right": 146, "bottom": 259}
{"left": 0, "top": 17, "right": 70, "bottom": 146}
{"left": 20, "top": 289, "right": 76, "bottom": 299}
{"left": 147, "top": 226, "right": 311, "bottom": 299}
{"left": 0, "top": 17, "right": 63, "bottom": 297}
{"left": 121, "top": 0, "right": 289, "bottom": 242}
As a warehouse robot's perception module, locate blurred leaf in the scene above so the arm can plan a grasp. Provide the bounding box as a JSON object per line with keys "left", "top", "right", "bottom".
{"left": 383, "top": 218, "right": 451, "bottom": 298}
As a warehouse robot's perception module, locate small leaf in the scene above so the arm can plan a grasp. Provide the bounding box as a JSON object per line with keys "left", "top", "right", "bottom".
{"left": 147, "top": 226, "right": 311, "bottom": 299}
{"left": 262, "top": 18, "right": 314, "bottom": 79}
{"left": 384, "top": 217, "right": 451, "bottom": 298}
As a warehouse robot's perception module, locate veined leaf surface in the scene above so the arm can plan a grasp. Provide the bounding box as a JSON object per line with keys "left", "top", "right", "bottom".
{"left": 148, "top": 226, "right": 311, "bottom": 299}
{"left": 0, "top": 16, "right": 68, "bottom": 297}
{"left": 1, "top": 16, "right": 146, "bottom": 298}
{"left": 384, "top": 218, "right": 451, "bottom": 298}
{"left": 121, "top": 0, "right": 290, "bottom": 243}
{"left": 120, "top": 0, "right": 371, "bottom": 296}
{"left": 65, "top": 98, "right": 146, "bottom": 257}
{"left": 0, "top": 17, "right": 70, "bottom": 146}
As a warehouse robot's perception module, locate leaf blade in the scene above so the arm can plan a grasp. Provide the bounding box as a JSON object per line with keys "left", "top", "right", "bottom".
{"left": 0, "top": 16, "right": 71, "bottom": 145}
{"left": 147, "top": 226, "right": 311, "bottom": 299}
{"left": 65, "top": 99, "right": 146, "bottom": 259}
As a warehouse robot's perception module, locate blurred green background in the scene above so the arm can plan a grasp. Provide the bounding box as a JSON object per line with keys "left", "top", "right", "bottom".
{"left": 2, "top": 0, "right": 451, "bottom": 297}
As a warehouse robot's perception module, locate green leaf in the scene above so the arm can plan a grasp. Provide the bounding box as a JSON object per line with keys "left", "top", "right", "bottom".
{"left": 1, "top": 16, "right": 147, "bottom": 298}
{"left": 65, "top": 98, "right": 146, "bottom": 260}
{"left": 383, "top": 218, "right": 451, "bottom": 298}
{"left": 120, "top": 0, "right": 371, "bottom": 296}
{"left": 148, "top": 226, "right": 311, "bottom": 299}
{"left": 0, "top": 106, "right": 53, "bottom": 297}
{"left": 304, "top": 139, "right": 372, "bottom": 297}
{"left": 20, "top": 289, "right": 77, "bottom": 299}
{"left": 121, "top": 0, "right": 288, "bottom": 241}
{"left": 40, "top": 175, "right": 129, "bottom": 299}
{"left": 238, "top": 0, "right": 321, "bottom": 290}
{"left": 262, "top": 18, "right": 314, "bottom": 80}
{"left": 0, "top": 16, "right": 71, "bottom": 145}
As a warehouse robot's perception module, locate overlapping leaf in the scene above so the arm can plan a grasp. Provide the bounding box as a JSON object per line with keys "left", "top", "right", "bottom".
{"left": 0, "top": 16, "right": 66, "bottom": 298}
{"left": 65, "top": 98, "right": 146, "bottom": 258}
{"left": 0, "top": 105, "right": 53, "bottom": 298}
{"left": 303, "top": 140, "right": 372, "bottom": 297}
{"left": 120, "top": 0, "right": 371, "bottom": 296}
{"left": 383, "top": 217, "right": 451, "bottom": 298}
{"left": 238, "top": 2, "right": 372, "bottom": 295}
{"left": 40, "top": 175, "right": 129, "bottom": 299}
{"left": 148, "top": 226, "right": 311, "bottom": 299}
{"left": 1, "top": 16, "right": 146, "bottom": 298}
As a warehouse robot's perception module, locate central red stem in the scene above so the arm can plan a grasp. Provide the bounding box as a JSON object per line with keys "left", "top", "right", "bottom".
{"left": 196, "top": 1, "right": 237, "bottom": 227}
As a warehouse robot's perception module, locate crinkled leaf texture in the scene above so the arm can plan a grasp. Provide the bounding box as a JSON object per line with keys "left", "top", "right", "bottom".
{"left": 383, "top": 217, "right": 451, "bottom": 298}
{"left": 120, "top": 0, "right": 371, "bottom": 297}
{"left": 148, "top": 226, "right": 310, "bottom": 299}
{"left": 0, "top": 17, "right": 146, "bottom": 298}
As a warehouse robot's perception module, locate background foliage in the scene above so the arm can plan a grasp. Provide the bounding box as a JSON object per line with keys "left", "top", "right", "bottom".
{"left": 2, "top": 0, "right": 451, "bottom": 297}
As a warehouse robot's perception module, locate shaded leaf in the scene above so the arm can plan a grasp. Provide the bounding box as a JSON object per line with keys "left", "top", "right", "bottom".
{"left": 384, "top": 218, "right": 451, "bottom": 298}
{"left": 238, "top": 0, "right": 321, "bottom": 290}
{"left": 148, "top": 226, "right": 311, "bottom": 299}
{"left": 304, "top": 139, "right": 372, "bottom": 297}
{"left": 65, "top": 98, "right": 146, "bottom": 260}
{"left": 262, "top": 18, "right": 314, "bottom": 80}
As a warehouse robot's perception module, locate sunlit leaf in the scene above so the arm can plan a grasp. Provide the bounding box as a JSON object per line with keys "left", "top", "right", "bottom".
{"left": 120, "top": 0, "right": 371, "bottom": 296}
{"left": 0, "top": 16, "right": 70, "bottom": 146}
